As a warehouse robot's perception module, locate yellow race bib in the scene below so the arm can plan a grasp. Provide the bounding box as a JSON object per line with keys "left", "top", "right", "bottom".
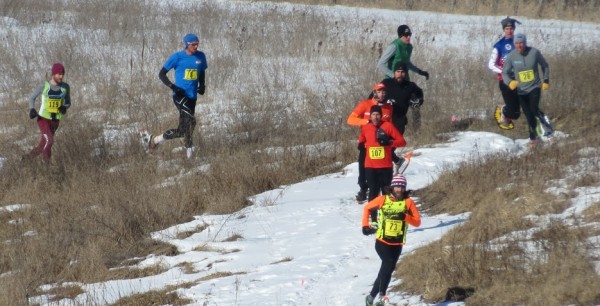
{"left": 384, "top": 219, "right": 404, "bottom": 237}
{"left": 47, "top": 98, "right": 62, "bottom": 113}
{"left": 518, "top": 69, "right": 535, "bottom": 83}
{"left": 369, "top": 146, "right": 385, "bottom": 159}
{"left": 184, "top": 69, "right": 198, "bottom": 80}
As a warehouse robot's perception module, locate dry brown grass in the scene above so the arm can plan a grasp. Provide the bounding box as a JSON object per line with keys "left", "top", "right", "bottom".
{"left": 260, "top": 0, "right": 600, "bottom": 23}
{"left": 110, "top": 286, "right": 194, "bottom": 306}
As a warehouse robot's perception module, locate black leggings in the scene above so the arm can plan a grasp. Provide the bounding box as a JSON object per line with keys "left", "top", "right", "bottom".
{"left": 370, "top": 240, "right": 403, "bottom": 298}
{"left": 163, "top": 96, "right": 197, "bottom": 148}
{"left": 359, "top": 147, "right": 401, "bottom": 190}
{"left": 357, "top": 145, "right": 368, "bottom": 191}
{"left": 365, "top": 168, "right": 393, "bottom": 201}
{"left": 499, "top": 80, "right": 520, "bottom": 120}
{"left": 518, "top": 88, "right": 542, "bottom": 140}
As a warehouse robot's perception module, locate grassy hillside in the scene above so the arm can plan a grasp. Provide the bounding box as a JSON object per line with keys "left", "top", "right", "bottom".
{"left": 0, "top": 0, "right": 599, "bottom": 305}
{"left": 260, "top": 0, "right": 600, "bottom": 23}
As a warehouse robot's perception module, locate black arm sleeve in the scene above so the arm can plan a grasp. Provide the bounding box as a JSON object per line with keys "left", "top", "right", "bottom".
{"left": 62, "top": 83, "right": 71, "bottom": 108}
{"left": 158, "top": 68, "right": 172, "bottom": 87}
{"left": 198, "top": 69, "right": 206, "bottom": 89}
{"left": 413, "top": 83, "right": 424, "bottom": 100}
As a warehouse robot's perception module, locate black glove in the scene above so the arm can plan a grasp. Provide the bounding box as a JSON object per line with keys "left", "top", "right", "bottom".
{"left": 58, "top": 105, "right": 67, "bottom": 114}
{"left": 376, "top": 128, "right": 391, "bottom": 146}
{"left": 357, "top": 142, "right": 365, "bottom": 150}
{"left": 29, "top": 108, "right": 38, "bottom": 119}
{"left": 362, "top": 226, "right": 376, "bottom": 236}
{"left": 397, "top": 212, "right": 406, "bottom": 220}
{"left": 170, "top": 84, "right": 186, "bottom": 97}
{"left": 418, "top": 69, "right": 429, "bottom": 80}
{"left": 197, "top": 85, "right": 205, "bottom": 95}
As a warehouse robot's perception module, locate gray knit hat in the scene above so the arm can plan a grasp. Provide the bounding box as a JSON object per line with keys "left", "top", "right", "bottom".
{"left": 514, "top": 34, "right": 527, "bottom": 45}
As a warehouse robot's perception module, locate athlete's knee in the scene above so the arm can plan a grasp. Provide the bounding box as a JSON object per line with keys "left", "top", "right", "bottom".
{"left": 188, "top": 117, "right": 197, "bottom": 129}
{"left": 43, "top": 133, "right": 54, "bottom": 146}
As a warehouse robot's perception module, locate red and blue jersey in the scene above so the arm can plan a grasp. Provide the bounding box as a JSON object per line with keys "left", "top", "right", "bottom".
{"left": 488, "top": 37, "right": 514, "bottom": 80}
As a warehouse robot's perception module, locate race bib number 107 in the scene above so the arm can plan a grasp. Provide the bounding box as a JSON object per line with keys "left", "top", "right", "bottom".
{"left": 369, "top": 146, "right": 385, "bottom": 159}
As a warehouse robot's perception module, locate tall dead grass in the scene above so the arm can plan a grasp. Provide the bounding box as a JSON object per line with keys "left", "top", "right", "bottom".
{"left": 261, "top": 0, "right": 600, "bottom": 23}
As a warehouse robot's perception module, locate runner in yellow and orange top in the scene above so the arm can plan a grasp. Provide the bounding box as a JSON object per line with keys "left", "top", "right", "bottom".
{"left": 361, "top": 174, "right": 421, "bottom": 306}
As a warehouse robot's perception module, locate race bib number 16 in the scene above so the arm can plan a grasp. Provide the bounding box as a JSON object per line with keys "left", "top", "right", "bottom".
{"left": 184, "top": 69, "right": 198, "bottom": 80}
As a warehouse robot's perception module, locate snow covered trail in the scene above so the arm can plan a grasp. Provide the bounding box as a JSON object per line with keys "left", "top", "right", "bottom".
{"left": 33, "top": 132, "right": 527, "bottom": 306}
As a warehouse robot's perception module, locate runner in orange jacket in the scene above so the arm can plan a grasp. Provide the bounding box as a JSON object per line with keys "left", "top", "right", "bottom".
{"left": 361, "top": 174, "right": 421, "bottom": 306}
{"left": 359, "top": 104, "right": 406, "bottom": 202}
{"left": 347, "top": 83, "right": 393, "bottom": 202}
{"left": 347, "top": 83, "right": 393, "bottom": 127}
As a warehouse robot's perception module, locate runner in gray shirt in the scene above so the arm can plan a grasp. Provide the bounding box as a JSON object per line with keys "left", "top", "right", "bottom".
{"left": 502, "top": 34, "right": 551, "bottom": 146}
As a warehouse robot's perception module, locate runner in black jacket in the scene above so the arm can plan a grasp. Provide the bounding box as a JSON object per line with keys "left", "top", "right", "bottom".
{"left": 380, "top": 63, "right": 424, "bottom": 134}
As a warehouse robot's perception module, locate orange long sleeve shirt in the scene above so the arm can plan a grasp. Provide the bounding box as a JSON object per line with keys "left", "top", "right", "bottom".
{"left": 346, "top": 98, "right": 393, "bottom": 127}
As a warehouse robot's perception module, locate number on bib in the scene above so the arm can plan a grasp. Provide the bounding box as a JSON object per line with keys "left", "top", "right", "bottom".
{"left": 184, "top": 69, "right": 198, "bottom": 80}
{"left": 369, "top": 146, "right": 385, "bottom": 159}
{"left": 384, "top": 219, "right": 403, "bottom": 237}
{"left": 518, "top": 69, "right": 535, "bottom": 83}
{"left": 47, "top": 98, "right": 61, "bottom": 113}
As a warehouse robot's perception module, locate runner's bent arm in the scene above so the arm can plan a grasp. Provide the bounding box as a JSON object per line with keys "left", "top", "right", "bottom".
{"left": 158, "top": 67, "right": 173, "bottom": 88}
{"left": 376, "top": 44, "right": 396, "bottom": 78}
{"left": 488, "top": 48, "right": 502, "bottom": 74}
{"left": 384, "top": 123, "right": 407, "bottom": 148}
{"left": 408, "top": 62, "right": 424, "bottom": 75}
{"left": 62, "top": 83, "right": 71, "bottom": 109}
{"left": 362, "top": 196, "right": 384, "bottom": 226}
{"left": 537, "top": 50, "right": 550, "bottom": 82}
{"left": 404, "top": 198, "right": 421, "bottom": 227}
{"left": 347, "top": 103, "right": 369, "bottom": 126}
{"left": 28, "top": 84, "right": 44, "bottom": 109}
{"left": 198, "top": 69, "right": 206, "bottom": 90}
{"left": 501, "top": 54, "right": 515, "bottom": 85}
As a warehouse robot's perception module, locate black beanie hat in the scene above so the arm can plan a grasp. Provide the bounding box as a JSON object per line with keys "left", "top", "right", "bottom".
{"left": 501, "top": 17, "right": 521, "bottom": 29}
{"left": 370, "top": 105, "right": 383, "bottom": 115}
{"left": 397, "top": 24, "right": 412, "bottom": 37}
{"left": 394, "top": 62, "right": 408, "bottom": 71}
